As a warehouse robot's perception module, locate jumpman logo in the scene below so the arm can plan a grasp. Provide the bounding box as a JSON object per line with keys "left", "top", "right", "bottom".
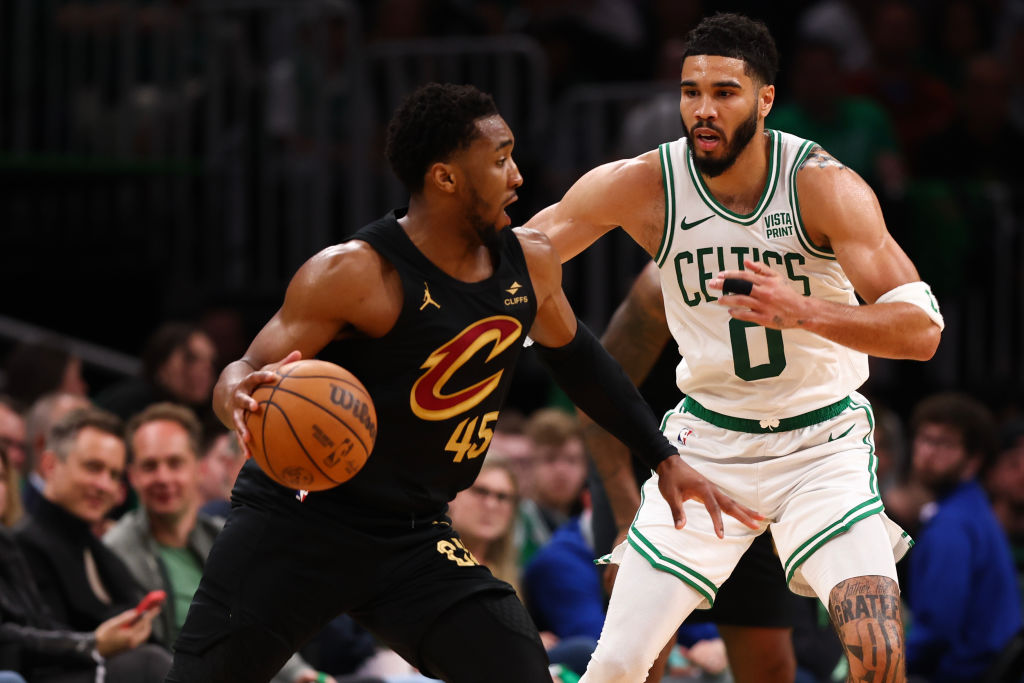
{"left": 420, "top": 282, "right": 440, "bottom": 310}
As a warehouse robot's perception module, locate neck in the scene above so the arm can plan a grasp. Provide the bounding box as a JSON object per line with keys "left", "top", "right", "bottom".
{"left": 401, "top": 197, "right": 495, "bottom": 282}
{"left": 699, "top": 130, "right": 771, "bottom": 214}
{"left": 148, "top": 504, "right": 198, "bottom": 548}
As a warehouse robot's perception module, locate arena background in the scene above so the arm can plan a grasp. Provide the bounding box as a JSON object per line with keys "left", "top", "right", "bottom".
{"left": 1, "top": 0, "right": 1022, "bottom": 424}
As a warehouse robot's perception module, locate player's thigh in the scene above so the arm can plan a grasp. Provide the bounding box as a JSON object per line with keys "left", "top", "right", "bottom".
{"left": 418, "top": 591, "right": 550, "bottom": 683}
{"left": 171, "top": 504, "right": 353, "bottom": 677}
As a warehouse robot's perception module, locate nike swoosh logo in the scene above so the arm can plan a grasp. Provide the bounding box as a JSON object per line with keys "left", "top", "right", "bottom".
{"left": 680, "top": 215, "right": 713, "bottom": 231}
{"left": 828, "top": 424, "right": 855, "bottom": 442}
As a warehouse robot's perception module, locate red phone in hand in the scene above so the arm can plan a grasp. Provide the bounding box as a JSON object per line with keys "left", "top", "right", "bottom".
{"left": 122, "top": 590, "right": 166, "bottom": 627}
{"left": 135, "top": 590, "right": 166, "bottom": 615}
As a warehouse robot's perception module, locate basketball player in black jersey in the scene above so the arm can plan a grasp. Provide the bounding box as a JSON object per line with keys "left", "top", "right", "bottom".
{"left": 164, "top": 83, "right": 762, "bottom": 683}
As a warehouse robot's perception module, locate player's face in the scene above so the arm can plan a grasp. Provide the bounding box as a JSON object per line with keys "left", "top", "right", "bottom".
{"left": 453, "top": 115, "right": 523, "bottom": 245}
{"left": 45, "top": 427, "right": 126, "bottom": 525}
{"left": 129, "top": 420, "right": 201, "bottom": 520}
{"left": 912, "top": 423, "right": 974, "bottom": 493}
{"left": 679, "top": 55, "right": 771, "bottom": 177}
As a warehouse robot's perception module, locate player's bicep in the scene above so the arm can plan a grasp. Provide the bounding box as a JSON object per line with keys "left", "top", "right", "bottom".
{"left": 798, "top": 165, "right": 920, "bottom": 303}
{"left": 243, "top": 252, "right": 357, "bottom": 367}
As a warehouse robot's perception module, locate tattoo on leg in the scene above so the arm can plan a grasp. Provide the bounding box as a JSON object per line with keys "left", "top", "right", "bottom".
{"left": 829, "top": 576, "right": 905, "bottom": 683}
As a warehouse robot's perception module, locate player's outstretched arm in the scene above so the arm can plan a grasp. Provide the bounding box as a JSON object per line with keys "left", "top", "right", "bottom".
{"left": 213, "top": 242, "right": 397, "bottom": 451}
{"left": 525, "top": 152, "right": 664, "bottom": 262}
{"left": 709, "top": 147, "right": 942, "bottom": 361}
{"left": 516, "top": 229, "right": 763, "bottom": 536}
{"left": 579, "top": 261, "right": 670, "bottom": 532}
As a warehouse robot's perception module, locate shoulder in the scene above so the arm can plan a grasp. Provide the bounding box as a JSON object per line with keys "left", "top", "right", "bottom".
{"left": 795, "top": 145, "right": 881, "bottom": 238}
{"left": 795, "top": 145, "right": 872, "bottom": 199}
{"left": 102, "top": 511, "right": 144, "bottom": 548}
{"left": 196, "top": 512, "right": 227, "bottom": 535}
{"left": 292, "top": 240, "right": 391, "bottom": 291}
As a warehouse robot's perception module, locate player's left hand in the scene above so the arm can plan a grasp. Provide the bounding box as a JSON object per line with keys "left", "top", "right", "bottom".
{"left": 710, "top": 259, "right": 810, "bottom": 330}
{"left": 655, "top": 456, "right": 763, "bottom": 538}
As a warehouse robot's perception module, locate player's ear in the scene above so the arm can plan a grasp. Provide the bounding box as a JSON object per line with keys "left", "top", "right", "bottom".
{"left": 428, "top": 162, "right": 457, "bottom": 194}
{"left": 759, "top": 83, "right": 775, "bottom": 118}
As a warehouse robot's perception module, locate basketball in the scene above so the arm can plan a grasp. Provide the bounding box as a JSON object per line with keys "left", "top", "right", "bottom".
{"left": 245, "top": 359, "right": 377, "bottom": 491}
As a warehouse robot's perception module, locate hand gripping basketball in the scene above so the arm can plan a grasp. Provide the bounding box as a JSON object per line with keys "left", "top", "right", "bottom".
{"left": 245, "top": 359, "right": 377, "bottom": 491}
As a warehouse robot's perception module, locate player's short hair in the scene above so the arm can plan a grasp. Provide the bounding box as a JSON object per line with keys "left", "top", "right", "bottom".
{"left": 911, "top": 392, "right": 997, "bottom": 463}
{"left": 385, "top": 83, "right": 499, "bottom": 194}
{"left": 125, "top": 402, "right": 203, "bottom": 463}
{"left": 47, "top": 406, "right": 123, "bottom": 462}
{"left": 682, "top": 13, "right": 779, "bottom": 87}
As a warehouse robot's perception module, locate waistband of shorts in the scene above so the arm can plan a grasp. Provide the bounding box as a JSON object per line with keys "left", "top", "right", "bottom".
{"left": 681, "top": 396, "right": 852, "bottom": 433}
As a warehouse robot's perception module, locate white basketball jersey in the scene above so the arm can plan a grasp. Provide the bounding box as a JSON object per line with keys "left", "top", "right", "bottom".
{"left": 656, "top": 130, "right": 868, "bottom": 419}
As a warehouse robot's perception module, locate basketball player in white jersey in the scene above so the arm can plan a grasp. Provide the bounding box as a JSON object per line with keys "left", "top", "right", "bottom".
{"left": 527, "top": 13, "right": 942, "bottom": 683}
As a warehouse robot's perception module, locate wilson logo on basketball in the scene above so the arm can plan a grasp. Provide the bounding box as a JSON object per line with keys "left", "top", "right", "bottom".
{"left": 329, "top": 385, "right": 378, "bottom": 441}
{"left": 410, "top": 316, "right": 522, "bottom": 421}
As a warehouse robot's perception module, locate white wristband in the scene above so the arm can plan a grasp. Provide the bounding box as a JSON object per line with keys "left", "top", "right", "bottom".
{"left": 875, "top": 281, "right": 944, "bottom": 331}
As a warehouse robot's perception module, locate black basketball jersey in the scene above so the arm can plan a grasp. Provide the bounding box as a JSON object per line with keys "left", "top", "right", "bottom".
{"left": 235, "top": 210, "right": 538, "bottom": 526}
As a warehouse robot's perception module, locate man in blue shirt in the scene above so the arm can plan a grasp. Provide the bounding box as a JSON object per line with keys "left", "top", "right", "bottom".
{"left": 906, "top": 392, "right": 1022, "bottom": 682}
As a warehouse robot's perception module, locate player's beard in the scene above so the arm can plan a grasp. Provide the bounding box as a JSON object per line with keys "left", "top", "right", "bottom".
{"left": 466, "top": 184, "right": 503, "bottom": 251}
{"left": 683, "top": 102, "right": 759, "bottom": 178}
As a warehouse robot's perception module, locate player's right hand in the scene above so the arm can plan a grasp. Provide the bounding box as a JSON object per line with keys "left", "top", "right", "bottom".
{"left": 95, "top": 606, "right": 160, "bottom": 656}
{"left": 231, "top": 350, "right": 302, "bottom": 456}
{"left": 655, "top": 455, "right": 763, "bottom": 537}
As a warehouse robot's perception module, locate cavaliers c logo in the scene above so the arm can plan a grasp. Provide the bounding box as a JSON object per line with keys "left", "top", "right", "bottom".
{"left": 410, "top": 316, "right": 522, "bottom": 421}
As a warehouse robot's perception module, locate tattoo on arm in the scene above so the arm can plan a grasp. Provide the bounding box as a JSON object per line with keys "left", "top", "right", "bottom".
{"left": 829, "top": 576, "right": 905, "bottom": 683}
{"left": 801, "top": 145, "right": 848, "bottom": 172}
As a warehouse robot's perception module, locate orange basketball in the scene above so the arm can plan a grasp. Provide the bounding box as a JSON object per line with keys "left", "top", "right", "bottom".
{"left": 245, "top": 359, "right": 377, "bottom": 491}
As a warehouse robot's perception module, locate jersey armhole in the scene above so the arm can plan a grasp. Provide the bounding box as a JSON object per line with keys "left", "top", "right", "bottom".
{"left": 654, "top": 142, "right": 677, "bottom": 268}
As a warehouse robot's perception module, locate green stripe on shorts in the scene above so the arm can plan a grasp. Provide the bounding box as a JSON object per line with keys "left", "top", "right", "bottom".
{"left": 627, "top": 526, "right": 718, "bottom": 605}
{"left": 783, "top": 497, "right": 885, "bottom": 584}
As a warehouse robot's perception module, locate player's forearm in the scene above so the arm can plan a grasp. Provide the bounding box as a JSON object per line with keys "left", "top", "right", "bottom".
{"left": 580, "top": 417, "right": 642, "bottom": 530}
{"left": 795, "top": 298, "right": 940, "bottom": 360}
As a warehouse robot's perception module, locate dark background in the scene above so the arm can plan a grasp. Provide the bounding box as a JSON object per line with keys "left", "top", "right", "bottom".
{"left": 1, "top": 0, "right": 1022, "bottom": 422}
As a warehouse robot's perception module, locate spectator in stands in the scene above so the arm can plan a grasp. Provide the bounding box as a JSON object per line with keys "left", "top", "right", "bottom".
{"left": 914, "top": 53, "right": 1024, "bottom": 183}
{"left": 522, "top": 408, "right": 587, "bottom": 545}
{"left": 21, "top": 392, "right": 93, "bottom": 516}
{"left": 197, "top": 428, "right": 246, "bottom": 518}
{"left": 95, "top": 322, "right": 217, "bottom": 433}
{"left": 845, "top": 0, "right": 956, "bottom": 168}
{"left": 0, "top": 398, "right": 27, "bottom": 482}
{"left": 448, "top": 458, "right": 593, "bottom": 679}
{"left": 986, "top": 420, "right": 1024, "bottom": 611}
{"left": 1, "top": 442, "right": 168, "bottom": 683}
{"left": 769, "top": 39, "right": 905, "bottom": 199}
{"left": 2, "top": 337, "right": 88, "bottom": 410}
{"left": 13, "top": 407, "right": 144, "bottom": 632}
{"left": 448, "top": 459, "right": 522, "bottom": 592}
{"left": 904, "top": 392, "right": 1021, "bottom": 681}
{"left": 104, "top": 403, "right": 337, "bottom": 683}
{"left": 0, "top": 442, "right": 22, "bottom": 529}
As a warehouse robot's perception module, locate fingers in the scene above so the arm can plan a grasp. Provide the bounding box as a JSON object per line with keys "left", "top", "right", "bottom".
{"left": 667, "top": 492, "right": 687, "bottom": 530}
{"left": 701, "top": 491, "right": 725, "bottom": 539}
{"left": 718, "top": 495, "right": 765, "bottom": 530}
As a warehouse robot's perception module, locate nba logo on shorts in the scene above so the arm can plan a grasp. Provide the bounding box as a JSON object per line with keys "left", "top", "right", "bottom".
{"left": 676, "top": 428, "right": 694, "bottom": 447}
